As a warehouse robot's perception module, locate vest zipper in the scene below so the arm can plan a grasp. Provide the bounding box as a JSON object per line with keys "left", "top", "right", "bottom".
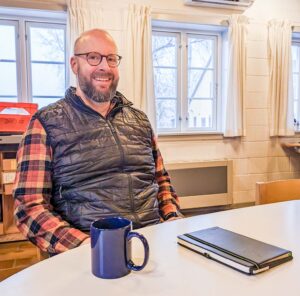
{"left": 106, "top": 119, "right": 140, "bottom": 225}
{"left": 59, "top": 185, "right": 63, "bottom": 198}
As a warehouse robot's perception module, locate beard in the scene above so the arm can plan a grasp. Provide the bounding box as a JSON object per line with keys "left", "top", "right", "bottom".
{"left": 77, "top": 69, "right": 119, "bottom": 103}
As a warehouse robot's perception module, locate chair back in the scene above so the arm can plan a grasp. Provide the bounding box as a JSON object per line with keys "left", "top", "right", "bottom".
{"left": 256, "top": 179, "right": 300, "bottom": 205}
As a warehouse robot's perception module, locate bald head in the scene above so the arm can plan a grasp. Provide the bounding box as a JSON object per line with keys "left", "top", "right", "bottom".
{"left": 73, "top": 29, "right": 117, "bottom": 54}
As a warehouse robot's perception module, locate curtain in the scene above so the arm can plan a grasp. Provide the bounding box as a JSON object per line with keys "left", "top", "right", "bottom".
{"left": 66, "top": 0, "right": 103, "bottom": 86}
{"left": 268, "top": 20, "right": 294, "bottom": 136}
{"left": 125, "top": 4, "right": 156, "bottom": 130}
{"left": 223, "top": 15, "right": 248, "bottom": 137}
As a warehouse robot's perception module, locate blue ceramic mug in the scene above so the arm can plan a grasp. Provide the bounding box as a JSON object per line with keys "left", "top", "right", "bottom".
{"left": 90, "top": 217, "right": 149, "bottom": 279}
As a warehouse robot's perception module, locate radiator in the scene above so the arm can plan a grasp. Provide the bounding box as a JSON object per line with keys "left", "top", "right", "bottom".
{"left": 165, "top": 160, "right": 233, "bottom": 209}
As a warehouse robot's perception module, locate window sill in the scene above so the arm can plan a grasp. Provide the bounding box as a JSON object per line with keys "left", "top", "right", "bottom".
{"left": 157, "top": 132, "right": 224, "bottom": 142}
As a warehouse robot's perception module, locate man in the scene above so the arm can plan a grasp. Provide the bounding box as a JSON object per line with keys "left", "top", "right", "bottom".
{"left": 14, "top": 29, "right": 181, "bottom": 255}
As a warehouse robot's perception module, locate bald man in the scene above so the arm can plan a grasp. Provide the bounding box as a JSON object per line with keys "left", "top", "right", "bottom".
{"left": 14, "top": 29, "right": 181, "bottom": 255}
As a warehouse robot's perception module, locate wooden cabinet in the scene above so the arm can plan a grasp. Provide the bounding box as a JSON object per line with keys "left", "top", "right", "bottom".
{"left": 0, "top": 150, "right": 25, "bottom": 242}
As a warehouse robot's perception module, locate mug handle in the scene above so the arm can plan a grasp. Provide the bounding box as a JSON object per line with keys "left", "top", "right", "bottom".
{"left": 126, "top": 232, "right": 149, "bottom": 271}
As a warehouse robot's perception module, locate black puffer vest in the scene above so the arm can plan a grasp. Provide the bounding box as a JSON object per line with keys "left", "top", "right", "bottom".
{"left": 35, "top": 87, "right": 160, "bottom": 230}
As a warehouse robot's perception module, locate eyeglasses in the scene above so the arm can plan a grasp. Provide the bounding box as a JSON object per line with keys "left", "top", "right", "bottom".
{"left": 74, "top": 52, "right": 122, "bottom": 67}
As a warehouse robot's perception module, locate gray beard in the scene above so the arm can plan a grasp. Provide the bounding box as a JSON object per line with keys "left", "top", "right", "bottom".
{"left": 78, "top": 75, "right": 117, "bottom": 103}
{"left": 83, "top": 86, "right": 115, "bottom": 103}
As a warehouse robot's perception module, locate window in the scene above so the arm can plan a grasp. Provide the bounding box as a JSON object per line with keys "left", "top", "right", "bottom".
{"left": 292, "top": 40, "right": 300, "bottom": 128}
{"left": 0, "top": 9, "right": 66, "bottom": 109}
{"left": 152, "top": 24, "right": 224, "bottom": 134}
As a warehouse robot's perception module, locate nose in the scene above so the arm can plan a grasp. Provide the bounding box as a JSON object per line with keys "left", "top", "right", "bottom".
{"left": 98, "top": 56, "right": 111, "bottom": 70}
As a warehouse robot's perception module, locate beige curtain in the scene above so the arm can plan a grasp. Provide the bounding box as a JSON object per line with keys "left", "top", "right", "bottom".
{"left": 66, "top": 0, "right": 104, "bottom": 86}
{"left": 223, "top": 15, "right": 248, "bottom": 137}
{"left": 268, "top": 20, "right": 294, "bottom": 136}
{"left": 125, "top": 4, "right": 156, "bottom": 130}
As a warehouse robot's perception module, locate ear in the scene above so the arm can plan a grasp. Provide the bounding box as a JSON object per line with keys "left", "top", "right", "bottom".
{"left": 70, "top": 56, "right": 78, "bottom": 75}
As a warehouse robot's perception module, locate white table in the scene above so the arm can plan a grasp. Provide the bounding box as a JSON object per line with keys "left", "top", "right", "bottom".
{"left": 1, "top": 201, "right": 299, "bottom": 296}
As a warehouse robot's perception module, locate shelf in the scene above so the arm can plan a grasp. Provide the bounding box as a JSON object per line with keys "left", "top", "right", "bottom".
{"left": 5, "top": 225, "right": 19, "bottom": 235}
{"left": 0, "top": 232, "right": 26, "bottom": 243}
{"left": 3, "top": 184, "right": 13, "bottom": 195}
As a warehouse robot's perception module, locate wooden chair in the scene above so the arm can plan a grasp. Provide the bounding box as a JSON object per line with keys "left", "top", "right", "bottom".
{"left": 256, "top": 179, "right": 300, "bottom": 205}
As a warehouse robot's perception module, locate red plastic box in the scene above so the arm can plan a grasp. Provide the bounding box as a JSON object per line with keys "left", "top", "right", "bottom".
{"left": 0, "top": 102, "right": 38, "bottom": 133}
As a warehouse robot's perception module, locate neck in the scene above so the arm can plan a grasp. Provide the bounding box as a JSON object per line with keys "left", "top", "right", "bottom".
{"left": 76, "top": 88, "right": 113, "bottom": 117}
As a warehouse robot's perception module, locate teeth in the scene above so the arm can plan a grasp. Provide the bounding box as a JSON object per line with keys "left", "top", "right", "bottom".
{"left": 94, "top": 77, "right": 110, "bottom": 81}
{"left": 92, "top": 71, "right": 112, "bottom": 81}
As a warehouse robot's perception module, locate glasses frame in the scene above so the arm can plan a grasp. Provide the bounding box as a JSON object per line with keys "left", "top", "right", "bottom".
{"left": 74, "top": 52, "right": 122, "bottom": 67}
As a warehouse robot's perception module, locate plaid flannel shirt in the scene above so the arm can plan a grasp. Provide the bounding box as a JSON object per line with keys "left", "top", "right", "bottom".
{"left": 14, "top": 117, "right": 180, "bottom": 254}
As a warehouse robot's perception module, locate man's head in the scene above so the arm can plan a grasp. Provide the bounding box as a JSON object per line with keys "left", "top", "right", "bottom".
{"left": 70, "top": 29, "right": 120, "bottom": 104}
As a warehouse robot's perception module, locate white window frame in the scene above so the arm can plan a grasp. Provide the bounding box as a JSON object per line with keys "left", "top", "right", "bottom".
{"left": 0, "top": 8, "right": 67, "bottom": 103}
{"left": 183, "top": 32, "right": 220, "bottom": 132}
{"left": 152, "top": 25, "right": 223, "bottom": 135}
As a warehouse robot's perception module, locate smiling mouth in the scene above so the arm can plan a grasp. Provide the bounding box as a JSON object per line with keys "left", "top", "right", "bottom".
{"left": 92, "top": 72, "right": 113, "bottom": 82}
{"left": 94, "top": 77, "right": 111, "bottom": 82}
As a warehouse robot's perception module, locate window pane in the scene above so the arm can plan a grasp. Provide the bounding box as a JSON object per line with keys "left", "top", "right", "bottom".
{"left": 152, "top": 35, "right": 176, "bottom": 67}
{"left": 0, "top": 62, "right": 17, "bottom": 96}
{"left": 154, "top": 68, "right": 177, "bottom": 98}
{"left": 28, "top": 24, "right": 66, "bottom": 106}
{"left": 0, "top": 24, "right": 16, "bottom": 60}
{"left": 31, "top": 63, "right": 65, "bottom": 96}
{"left": 30, "top": 27, "right": 65, "bottom": 62}
{"left": 0, "top": 23, "right": 17, "bottom": 102}
{"left": 294, "top": 101, "right": 298, "bottom": 121}
{"left": 156, "top": 99, "right": 177, "bottom": 129}
{"left": 152, "top": 32, "right": 179, "bottom": 132}
{"left": 188, "top": 100, "right": 213, "bottom": 128}
{"left": 33, "top": 97, "right": 60, "bottom": 109}
{"left": 293, "top": 44, "right": 300, "bottom": 125}
{"left": 188, "top": 37, "right": 214, "bottom": 68}
{"left": 188, "top": 69, "right": 214, "bottom": 98}
{"left": 293, "top": 74, "right": 299, "bottom": 100}
{"left": 0, "top": 97, "right": 17, "bottom": 102}
{"left": 292, "top": 45, "right": 299, "bottom": 71}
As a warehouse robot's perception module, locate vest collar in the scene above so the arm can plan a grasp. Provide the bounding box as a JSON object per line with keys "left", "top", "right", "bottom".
{"left": 65, "top": 87, "right": 133, "bottom": 116}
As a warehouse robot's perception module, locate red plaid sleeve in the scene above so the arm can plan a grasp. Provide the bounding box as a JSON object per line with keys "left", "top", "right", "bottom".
{"left": 152, "top": 136, "right": 181, "bottom": 220}
{"left": 13, "top": 117, "right": 89, "bottom": 254}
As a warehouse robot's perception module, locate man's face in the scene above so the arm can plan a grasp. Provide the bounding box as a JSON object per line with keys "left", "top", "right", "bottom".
{"left": 72, "top": 33, "right": 120, "bottom": 103}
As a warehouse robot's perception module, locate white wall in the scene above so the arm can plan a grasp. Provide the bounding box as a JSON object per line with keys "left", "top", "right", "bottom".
{"left": 3, "top": 0, "right": 300, "bottom": 205}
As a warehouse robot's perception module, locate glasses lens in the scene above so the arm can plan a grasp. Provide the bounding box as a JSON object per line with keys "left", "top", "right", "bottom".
{"left": 87, "top": 52, "right": 101, "bottom": 66}
{"left": 107, "top": 54, "right": 120, "bottom": 67}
